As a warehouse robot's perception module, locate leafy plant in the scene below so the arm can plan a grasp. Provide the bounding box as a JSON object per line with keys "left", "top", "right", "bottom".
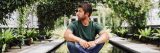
{"left": 24, "top": 29, "right": 38, "bottom": 45}
{"left": 154, "top": 29, "right": 160, "bottom": 38}
{"left": 0, "top": 29, "right": 14, "bottom": 52}
{"left": 9, "top": 34, "right": 25, "bottom": 49}
{"left": 2, "top": 29, "right": 14, "bottom": 44}
{"left": 116, "top": 28, "right": 128, "bottom": 37}
{"left": 26, "top": 29, "right": 37, "bottom": 38}
{"left": 138, "top": 27, "right": 152, "bottom": 39}
{"left": 37, "top": 0, "right": 99, "bottom": 35}
{"left": 31, "top": 29, "right": 38, "bottom": 40}
{"left": 46, "top": 29, "right": 53, "bottom": 39}
{"left": 106, "top": 0, "right": 151, "bottom": 34}
{"left": 0, "top": 0, "right": 38, "bottom": 24}
{"left": 0, "top": 32, "right": 4, "bottom": 52}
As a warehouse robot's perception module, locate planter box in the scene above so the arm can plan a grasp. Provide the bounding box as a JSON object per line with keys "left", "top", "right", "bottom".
{"left": 8, "top": 38, "right": 24, "bottom": 49}
{"left": 24, "top": 38, "right": 33, "bottom": 46}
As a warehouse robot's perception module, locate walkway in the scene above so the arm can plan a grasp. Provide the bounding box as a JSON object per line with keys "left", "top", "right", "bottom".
{"left": 5, "top": 39, "right": 64, "bottom": 53}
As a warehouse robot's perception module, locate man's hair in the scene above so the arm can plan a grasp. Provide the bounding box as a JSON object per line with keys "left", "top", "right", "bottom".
{"left": 78, "top": 2, "right": 92, "bottom": 17}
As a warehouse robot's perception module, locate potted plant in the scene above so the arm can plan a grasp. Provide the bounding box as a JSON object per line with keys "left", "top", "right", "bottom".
{"left": 153, "top": 29, "right": 160, "bottom": 47}
{"left": 116, "top": 28, "right": 128, "bottom": 38}
{"left": 154, "top": 29, "right": 160, "bottom": 38}
{"left": 38, "top": 30, "right": 46, "bottom": 41}
{"left": 0, "top": 33, "right": 4, "bottom": 53}
{"left": 0, "top": 29, "right": 14, "bottom": 52}
{"left": 46, "top": 30, "right": 53, "bottom": 39}
{"left": 133, "top": 33, "right": 140, "bottom": 41}
{"left": 7, "top": 29, "right": 25, "bottom": 49}
{"left": 0, "top": 43, "right": 6, "bottom": 53}
{"left": 9, "top": 35, "right": 25, "bottom": 49}
{"left": 24, "top": 29, "right": 34, "bottom": 46}
{"left": 31, "top": 29, "right": 38, "bottom": 41}
{"left": 138, "top": 27, "right": 152, "bottom": 44}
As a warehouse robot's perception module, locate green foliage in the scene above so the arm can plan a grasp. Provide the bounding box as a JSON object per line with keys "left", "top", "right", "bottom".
{"left": 37, "top": 0, "right": 76, "bottom": 31}
{"left": 0, "top": 29, "right": 26, "bottom": 52}
{"left": 3, "top": 29, "right": 13, "bottom": 44}
{"left": 116, "top": 28, "right": 128, "bottom": 37}
{"left": 13, "top": 34, "right": 25, "bottom": 40}
{"left": 159, "top": 12, "right": 160, "bottom": 18}
{"left": 0, "top": 33, "right": 3, "bottom": 46}
{"left": 25, "top": 29, "right": 38, "bottom": 38}
{"left": 138, "top": 27, "right": 152, "bottom": 39}
{"left": 159, "top": 2, "right": 160, "bottom": 18}
{"left": 17, "top": 6, "right": 28, "bottom": 35}
{"left": 0, "top": 29, "right": 14, "bottom": 44}
{"left": 17, "top": 4, "right": 35, "bottom": 38}
{"left": 106, "top": 0, "right": 151, "bottom": 33}
{"left": 45, "top": 29, "right": 53, "bottom": 39}
{"left": 54, "top": 16, "right": 65, "bottom": 28}
{"left": 37, "top": 0, "right": 98, "bottom": 34}
{"left": 159, "top": 2, "right": 160, "bottom": 7}
{"left": 154, "top": 29, "right": 160, "bottom": 38}
{"left": 110, "top": 12, "right": 124, "bottom": 33}
{"left": 0, "top": 0, "right": 38, "bottom": 24}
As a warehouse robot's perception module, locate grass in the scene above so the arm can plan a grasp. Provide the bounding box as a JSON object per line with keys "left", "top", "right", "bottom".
{"left": 55, "top": 43, "right": 68, "bottom": 53}
{"left": 52, "top": 26, "right": 66, "bottom": 40}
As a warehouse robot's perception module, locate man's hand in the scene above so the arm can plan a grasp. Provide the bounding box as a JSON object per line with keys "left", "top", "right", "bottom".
{"left": 79, "top": 39, "right": 89, "bottom": 48}
{"left": 87, "top": 41, "right": 97, "bottom": 48}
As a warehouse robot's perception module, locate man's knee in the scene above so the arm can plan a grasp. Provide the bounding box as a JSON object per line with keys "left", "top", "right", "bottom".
{"left": 89, "top": 43, "right": 105, "bottom": 53}
{"left": 67, "top": 42, "right": 81, "bottom": 49}
{"left": 67, "top": 42, "right": 75, "bottom": 47}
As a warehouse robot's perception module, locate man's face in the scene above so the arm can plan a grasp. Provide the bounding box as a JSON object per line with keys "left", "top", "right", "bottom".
{"left": 76, "top": 8, "right": 86, "bottom": 20}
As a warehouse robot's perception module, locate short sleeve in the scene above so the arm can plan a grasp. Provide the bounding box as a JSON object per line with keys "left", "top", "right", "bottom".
{"left": 67, "top": 22, "right": 75, "bottom": 32}
{"left": 94, "top": 22, "right": 103, "bottom": 34}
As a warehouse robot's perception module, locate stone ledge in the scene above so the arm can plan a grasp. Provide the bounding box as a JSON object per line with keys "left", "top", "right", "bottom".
{"left": 17, "top": 40, "right": 64, "bottom": 53}
{"left": 109, "top": 36, "right": 160, "bottom": 53}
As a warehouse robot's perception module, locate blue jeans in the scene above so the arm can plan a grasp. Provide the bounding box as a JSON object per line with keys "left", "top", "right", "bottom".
{"left": 67, "top": 42, "right": 104, "bottom": 53}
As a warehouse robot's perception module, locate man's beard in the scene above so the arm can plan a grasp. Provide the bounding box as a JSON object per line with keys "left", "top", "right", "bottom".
{"left": 77, "top": 16, "right": 85, "bottom": 21}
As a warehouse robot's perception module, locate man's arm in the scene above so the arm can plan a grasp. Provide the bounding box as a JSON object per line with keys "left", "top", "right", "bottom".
{"left": 87, "top": 23, "right": 110, "bottom": 48}
{"left": 87, "top": 30, "right": 110, "bottom": 48}
{"left": 94, "top": 30, "right": 110, "bottom": 44}
{"left": 64, "top": 29, "right": 81, "bottom": 42}
{"left": 64, "top": 29, "right": 89, "bottom": 48}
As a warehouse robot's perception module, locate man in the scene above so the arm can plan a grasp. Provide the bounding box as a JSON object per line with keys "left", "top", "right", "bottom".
{"left": 64, "top": 2, "right": 109, "bottom": 53}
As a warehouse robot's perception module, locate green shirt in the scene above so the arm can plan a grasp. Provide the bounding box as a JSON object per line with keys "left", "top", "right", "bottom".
{"left": 68, "top": 20, "right": 103, "bottom": 41}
